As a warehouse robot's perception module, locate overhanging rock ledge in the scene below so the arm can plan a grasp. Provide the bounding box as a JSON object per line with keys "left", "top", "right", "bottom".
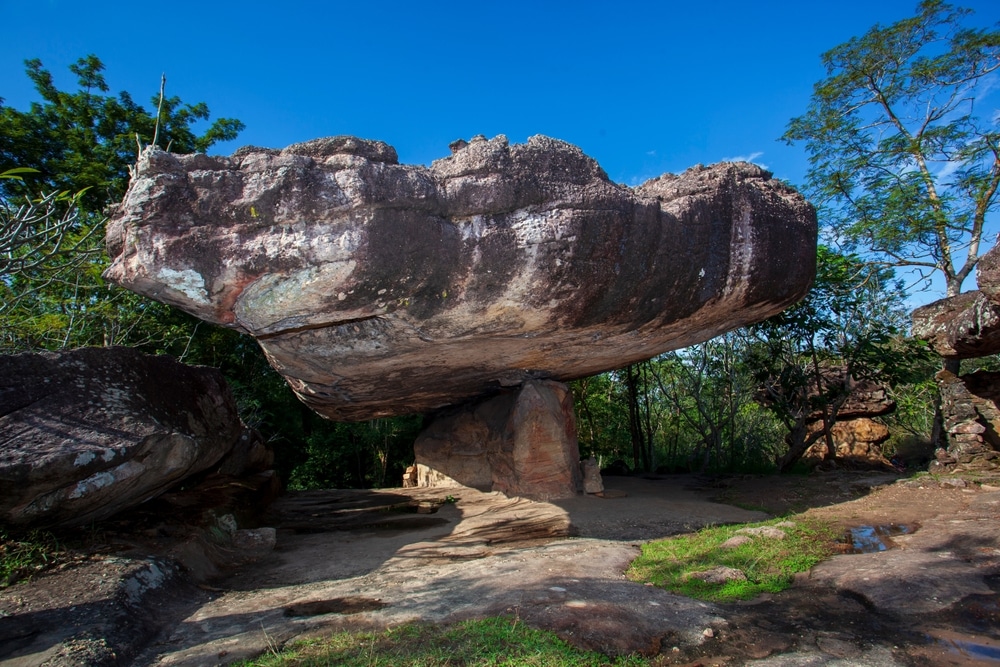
{"left": 105, "top": 134, "right": 817, "bottom": 422}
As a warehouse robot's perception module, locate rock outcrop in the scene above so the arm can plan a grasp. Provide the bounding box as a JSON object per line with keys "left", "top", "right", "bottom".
{"left": 912, "top": 244, "right": 1000, "bottom": 471}
{"left": 804, "top": 418, "right": 892, "bottom": 466}
{"left": 0, "top": 347, "right": 253, "bottom": 528}
{"left": 801, "top": 376, "right": 896, "bottom": 467}
{"left": 911, "top": 291, "right": 1000, "bottom": 359}
{"left": 932, "top": 370, "right": 1000, "bottom": 472}
{"left": 912, "top": 246, "right": 1000, "bottom": 471}
{"left": 105, "top": 135, "right": 817, "bottom": 422}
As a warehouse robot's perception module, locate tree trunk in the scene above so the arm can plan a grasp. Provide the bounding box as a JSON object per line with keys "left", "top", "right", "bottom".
{"left": 777, "top": 418, "right": 824, "bottom": 473}
{"left": 625, "top": 364, "right": 642, "bottom": 471}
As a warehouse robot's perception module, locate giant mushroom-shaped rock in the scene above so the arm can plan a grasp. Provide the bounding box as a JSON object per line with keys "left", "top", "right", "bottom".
{"left": 105, "top": 135, "right": 817, "bottom": 423}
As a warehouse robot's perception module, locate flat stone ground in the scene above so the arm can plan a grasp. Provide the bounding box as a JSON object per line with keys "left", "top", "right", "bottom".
{"left": 1, "top": 472, "right": 998, "bottom": 666}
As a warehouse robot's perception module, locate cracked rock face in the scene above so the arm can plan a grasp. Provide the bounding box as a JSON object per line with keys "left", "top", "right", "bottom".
{"left": 0, "top": 347, "right": 250, "bottom": 527}
{"left": 105, "top": 135, "right": 817, "bottom": 420}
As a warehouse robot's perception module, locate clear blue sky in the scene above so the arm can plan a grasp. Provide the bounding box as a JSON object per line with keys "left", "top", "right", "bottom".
{"left": 3, "top": 0, "right": 995, "bottom": 185}
{"left": 2, "top": 0, "right": 999, "bottom": 301}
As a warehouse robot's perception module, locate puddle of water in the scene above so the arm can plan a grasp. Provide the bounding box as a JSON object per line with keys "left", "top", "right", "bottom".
{"left": 843, "top": 524, "right": 915, "bottom": 553}
{"left": 927, "top": 629, "right": 1000, "bottom": 663}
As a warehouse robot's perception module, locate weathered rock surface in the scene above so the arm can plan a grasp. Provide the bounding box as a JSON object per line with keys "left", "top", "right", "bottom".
{"left": 804, "top": 417, "right": 892, "bottom": 464}
{"left": 802, "top": 377, "right": 895, "bottom": 467}
{"left": 0, "top": 347, "right": 251, "bottom": 528}
{"left": 412, "top": 380, "right": 582, "bottom": 500}
{"left": 933, "top": 370, "right": 1000, "bottom": 472}
{"left": 105, "top": 135, "right": 817, "bottom": 420}
{"left": 912, "top": 242, "right": 1000, "bottom": 359}
{"left": 911, "top": 290, "right": 1000, "bottom": 359}
{"left": 911, "top": 244, "right": 1000, "bottom": 470}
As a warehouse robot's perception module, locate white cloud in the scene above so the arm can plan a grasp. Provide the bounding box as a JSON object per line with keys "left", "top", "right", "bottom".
{"left": 720, "top": 151, "right": 766, "bottom": 166}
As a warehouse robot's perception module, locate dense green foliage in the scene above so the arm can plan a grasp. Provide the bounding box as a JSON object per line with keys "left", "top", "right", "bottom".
{"left": 0, "top": 56, "right": 242, "bottom": 353}
{"left": 574, "top": 340, "right": 787, "bottom": 474}
{"left": 783, "top": 0, "right": 1000, "bottom": 297}
{"left": 237, "top": 616, "right": 647, "bottom": 667}
{"left": 627, "top": 518, "right": 840, "bottom": 602}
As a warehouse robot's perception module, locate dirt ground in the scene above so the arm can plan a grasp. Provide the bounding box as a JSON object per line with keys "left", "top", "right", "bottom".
{"left": 1, "top": 470, "right": 998, "bottom": 666}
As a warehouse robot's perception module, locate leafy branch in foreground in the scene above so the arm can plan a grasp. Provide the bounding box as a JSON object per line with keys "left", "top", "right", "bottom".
{"left": 0, "top": 169, "right": 101, "bottom": 316}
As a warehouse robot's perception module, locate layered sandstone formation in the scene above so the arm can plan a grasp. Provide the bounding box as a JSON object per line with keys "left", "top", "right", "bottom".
{"left": 913, "top": 244, "right": 1000, "bottom": 471}
{"left": 105, "top": 135, "right": 818, "bottom": 424}
{"left": 0, "top": 347, "right": 267, "bottom": 527}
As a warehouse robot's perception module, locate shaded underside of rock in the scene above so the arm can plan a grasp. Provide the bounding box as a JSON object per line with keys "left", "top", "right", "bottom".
{"left": 105, "top": 135, "right": 817, "bottom": 420}
{"left": 412, "top": 380, "right": 582, "bottom": 500}
{"left": 0, "top": 347, "right": 249, "bottom": 527}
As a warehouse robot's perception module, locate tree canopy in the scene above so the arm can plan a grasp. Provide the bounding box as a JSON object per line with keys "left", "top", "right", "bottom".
{"left": 783, "top": 0, "right": 1000, "bottom": 297}
{"left": 0, "top": 55, "right": 244, "bottom": 351}
{"left": 0, "top": 55, "right": 244, "bottom": 212}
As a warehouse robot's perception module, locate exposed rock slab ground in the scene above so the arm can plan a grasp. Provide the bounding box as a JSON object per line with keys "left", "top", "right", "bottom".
{"left": 1, "top": 473, "right": 997, "bottom": 666}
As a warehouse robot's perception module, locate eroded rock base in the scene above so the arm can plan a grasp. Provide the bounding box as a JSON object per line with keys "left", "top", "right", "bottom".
{"left": 412, "top": 380, "right": 582, "bottom": 501}
{"left": 934, "top": 370, "right": 1000, "bottom": 472}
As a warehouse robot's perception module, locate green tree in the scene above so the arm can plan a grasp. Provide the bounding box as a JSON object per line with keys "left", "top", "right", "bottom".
{"left": 0, "top": 55, "right": 243, "bottom": 352}
{"left": 653, "top": 334, "right": 784, "bottom": 473}
{"left": 0, "top": 55, "right": 243, "bottom": 210}
{"left": 783, "top": 0, "right": 1000, "bottom": 299}
{"left": 747, "top": 247, "right": 912, "bottom": 471}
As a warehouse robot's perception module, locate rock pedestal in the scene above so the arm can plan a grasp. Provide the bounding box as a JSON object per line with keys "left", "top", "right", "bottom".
{"left": 912, "top": 242, "right": 1000, "bottom": 472}
{"left": 412, "top": 380, "right": 582, "bottom": 501}
{"left": 103, "top": 134, "right": 818, "bottom": 497}
{"left": 932, "top": 370, "right": 1000, "bottom": 472}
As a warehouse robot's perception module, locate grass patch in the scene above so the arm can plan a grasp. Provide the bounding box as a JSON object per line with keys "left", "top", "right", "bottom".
{"left": 0, "top": 528, "right": 63, "bottom": 587}
{"left": 237, "top": 616, "right": 647, "bottom": 666}
{"left": 626, "top": 517, "right": 839, "bottom": 602}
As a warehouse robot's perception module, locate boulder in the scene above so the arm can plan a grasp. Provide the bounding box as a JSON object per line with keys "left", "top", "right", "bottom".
{"left": 104, "top": 135, "right": 817, "bottom": 421}
{"left": 412, "top": 380, "right": 582, "bottom": 500}
{"left": 0, "top": 347, "right": 251, "bottom": 528}
{"left": 803, "top": 418, "right": 892, "bottom": 465}
{"left": 911, "top": 242, "right": 1000, "bottom": 359}
{"left": 580, "top": 456, "right": 604, "bottom": 494}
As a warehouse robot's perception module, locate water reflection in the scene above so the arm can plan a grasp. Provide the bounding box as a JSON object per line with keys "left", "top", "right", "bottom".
{"left": 843, "top": 524, "right": 915, "bottom": 553}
